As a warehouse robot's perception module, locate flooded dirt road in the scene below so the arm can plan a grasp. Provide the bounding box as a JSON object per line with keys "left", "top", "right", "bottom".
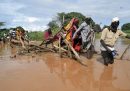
{"left": 0, "top": 39, "right": 130, "bottom": 91}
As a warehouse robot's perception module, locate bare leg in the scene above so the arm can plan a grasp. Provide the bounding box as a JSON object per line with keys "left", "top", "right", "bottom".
{"left": 19, "top": 36, "right": 25, "bottom": 48}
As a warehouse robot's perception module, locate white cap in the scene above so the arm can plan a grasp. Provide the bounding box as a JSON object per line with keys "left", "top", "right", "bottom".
{"left": 112, "top": 17, "right": 119, "bottom": 22}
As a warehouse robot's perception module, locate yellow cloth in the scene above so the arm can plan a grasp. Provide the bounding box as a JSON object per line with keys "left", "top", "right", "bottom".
{"left": 66, "top": 32, "right": 71, "bottom": 41}
{"left": 64, "top": 18, "right": 75, "bottom": 41}
{"left": 64, "top": 18, "right": 75, "bottom": 31}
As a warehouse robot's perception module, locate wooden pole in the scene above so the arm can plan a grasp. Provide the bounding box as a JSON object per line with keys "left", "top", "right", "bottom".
{"left": 58, "top": 31, "right": 81, "bottom": 61}
{"left": 53, "top": 45, "right": 67, "bottom": 52}
{"left": 59, "top": 37, "right": 62, "bottom": 57}
{"left": 64, "top": 39, "right": 81, "bottom": 61}
{"left": 67, "top": 43, "right": 72, "bottom": 58}
{"left": 120, "top": 44, "right": 130, "bottom": 60}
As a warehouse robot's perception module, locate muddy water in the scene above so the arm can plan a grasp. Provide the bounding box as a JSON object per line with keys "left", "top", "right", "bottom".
{"left": 0, "top": 39, "right": 130, "bottom": 91}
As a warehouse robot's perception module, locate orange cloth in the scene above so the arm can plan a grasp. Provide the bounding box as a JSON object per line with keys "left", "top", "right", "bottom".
{"left": 64, "top": 18, "right": 79, "bottom": 41}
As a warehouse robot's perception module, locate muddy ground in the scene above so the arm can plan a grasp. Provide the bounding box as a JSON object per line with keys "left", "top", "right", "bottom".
{"left": 0, "top": 39, "right": 130, "bottom": 91}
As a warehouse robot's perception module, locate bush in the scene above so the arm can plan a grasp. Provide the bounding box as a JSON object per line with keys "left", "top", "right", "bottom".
{"left": 121, "top": 23, "right": 130, "bottom": 30}
{"left": 28, "top": 31, "right": 43, "bottom": 41}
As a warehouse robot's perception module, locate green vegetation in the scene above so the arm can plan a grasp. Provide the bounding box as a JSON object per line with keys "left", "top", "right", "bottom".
{"left": 0, "top": 22, "right": 5, "bottom": 28}
{"left": 123, "top": 30, "right": 130, "bottom": 33}
{"left": 0, "top": 22, "right": 7, "bottom": 38}
{"left": 56, "top": 12, "right": 86, "bottom": 26}
{"left": 123, "top": 30, "right": 130, "bottom": 36}
{"left": 0, "top": 12, "right": 102, "bottom": 40}
{"left": 0, "top": 28, "right": 9, "bottom": 38}
{"left": 122, "top": 23, "right": 130, "bottom": 30}
{"left": 27, "top": 27, "right": 61, "bottom": 41}
{"left": 95, "top": 32, "right": 101, "bottom": 39}
{"left": 28, "top": 31, "right": 43, "bottom": 41}
{"left": 47, "top": 12, "right": 87, "bottom": 34}
{"left": 48, "top": 12, "right": 100, "bottom": 33}
{"left": 2, "top": 12, "right": 130, "bottom": 41}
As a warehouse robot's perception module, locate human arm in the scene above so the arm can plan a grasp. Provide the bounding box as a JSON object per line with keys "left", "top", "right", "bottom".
{"left": 100, "top": 39, "right": 111, "bottom": 52}
{"left": 72, "top": 24, "right": 83, "bottom": 39}
{"left": 118, "top": 30, "right": 129, "bottom": 38}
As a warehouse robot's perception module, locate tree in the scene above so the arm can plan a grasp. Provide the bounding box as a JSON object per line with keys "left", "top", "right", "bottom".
{"left": 47, "top": 20, "right": 59, "bottom": 29}
{"left": 102, "top": 25, "right": 109, "bottom": 30}
{"left": 0, "top": 28, "right": 9, "bottom": 38}
{"left": 48, "top": 12, "right": 96, "bottom": 30}
{"left": 56, "top": 12, "right": 87, "bottom": 27}
{"left": 0, "top": 22, "right": 5, "bottom": 28}
{"left": 121, "top": 23, "right": 130, "bottom": 30}
{"left": 0, "top": 22, "right": 6, "bottom": 38}
{"left": 93, "top": 24, "right": 101, "bottom": 33}
{"left": 48, "top": 12, "right": 87, "bottom": 28}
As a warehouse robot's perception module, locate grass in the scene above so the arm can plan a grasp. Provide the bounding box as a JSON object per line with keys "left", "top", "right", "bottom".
{"left": 95, "top": 32, "right": 101, "bottom": 39}
{"left": 28, "top": 30, "right": 101, "bottom": 41}
{"left": 28, "top": 31, "right": 43, "bottom": 41}
{"left": 123, "top": 30, "right": 130, "bottom": 35}
{"left": 123, "top": 30, "right": 130, "bottom": 33}
{"left": 28, "top": 27, "right": 61, "bottom": 41}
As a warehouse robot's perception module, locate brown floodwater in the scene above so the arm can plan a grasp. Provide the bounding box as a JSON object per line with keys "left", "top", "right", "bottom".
{"left": 0, "top": 39, "right": 130, "bottom": 91}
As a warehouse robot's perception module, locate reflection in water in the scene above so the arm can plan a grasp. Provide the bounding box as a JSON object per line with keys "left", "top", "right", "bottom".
{"left": 41, "top": 53, "right": 130, "bottom": 91}
{"left": 0, "top": 40, "right": 130, "bottom": 91}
